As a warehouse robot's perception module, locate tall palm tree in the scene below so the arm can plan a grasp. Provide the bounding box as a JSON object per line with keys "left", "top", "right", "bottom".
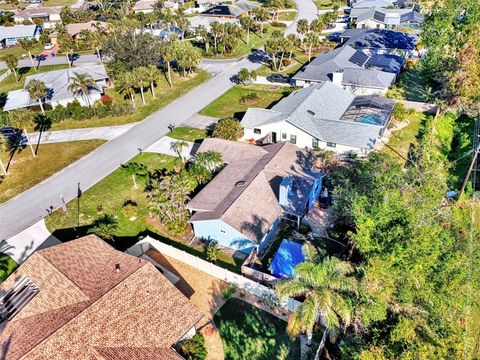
{"left": 18, "top": 39, "right": 36, "bottom": 69}
{"left": 304, "top": 32, "right": 320, "bottom": 61}
{"left": 285, "top": 34, "right": 299, "bottom": 61}
{"left": 170, "top": 140, "right": 189, "bottom": 163}
{"left": 146, "top": 64, "right": 161, "bottom": 98}
{"left": 133, "top": 67, "right": 150, "bottom": 105}
{"left": 25, "top": 79, "right": 47, "bottom": 114}
{"left": 210, "top": 21, "right": 223, "bottom": 53}
{"left": 296, "top": 18, "right": 309, "bottom": 39}
{"left": 4, "top": 54, "right": 18, "bottom": 82}
{"left": 195, "top": 150, "right": 223, "bottom": 172}
{"left": 160, "top": 42, "right": 176, "bottom": 88}
{"left": 67, "top": 73, "right": 99, "bottom": 107}
{"left": 196, "top": 25, "right": 210, "bottom": 52}
{"left": 276, "top": 244, "right": 357, "bottom": 360}
{"left": 115, "top": 71, "right": 137, "bottom": 105}
{"left": 57, "top": 33, "right": 75, "bottom": 67}
{"left": 240, "top": 15, "right": 254, "bottom": 45}
{"left": 0, "top": 134, "right": 9, "bottom": 175}
{"left": 253, "top": 7, "right": 268, "bottom": 38}
{"left": 88, "top": 213, "right": 118, "bottom": 241}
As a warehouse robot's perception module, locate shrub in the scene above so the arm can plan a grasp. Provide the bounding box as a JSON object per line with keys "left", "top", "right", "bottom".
{"left": 100, "top": 94, "right": 112, "bottom": 105}
{"left": 122, "top": 199, "right": 138, "bottom": 218}
{"left": 391, "top": 103, "right": 416, "bottom": 123}
{"left": 48, "top": 105, "right": 70, "bottom": 123}
{"left": 270, "top": 21, "right": 287, "bottom": 28}
{"left": 298, "top": 222, "right": 312, "bottom": 235}
{"left": 178, "top": 333, "right": 207, "bottom": 360}
{"left": 221, "top": 284, "right": 236, "bottom": 300}
{"left": 239, "top": 92, "right": 258, "bottom": 104}
{"left": 8, "top": 108, "right": 35, "bottom": 128}
{"left": 213, "top": 118, "right": 243, "bottom": 141}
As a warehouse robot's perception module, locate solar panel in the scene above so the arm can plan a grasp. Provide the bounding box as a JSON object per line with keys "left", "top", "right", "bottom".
{"left": 0, "top": 275, "right": 39, "bottom": 322}
{"left": 349, "top": 51, "right": 369, "bottom": 67}
{"left": 373, "top": 11, "right": 386, "bottom": 22}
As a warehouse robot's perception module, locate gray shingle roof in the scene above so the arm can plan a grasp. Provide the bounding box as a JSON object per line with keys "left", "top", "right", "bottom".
{"left": 351, "top": 0, "right": 396, "bottom": 8}
{"left": 350, "top": 6, "right": 424, "bottom": 25}
{"left": 342, "top": 68, "right": 396, "bottom": 88}
{"left": 340, "top": 29, "right": 418, "bottom": 51}
{"left": 0, "top": 25, "right": 40, "bottom": 41}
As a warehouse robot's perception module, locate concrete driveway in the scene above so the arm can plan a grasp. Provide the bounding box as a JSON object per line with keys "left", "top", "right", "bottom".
{"left": 285, "top": 0, "right": 318, "bottom": 35}
{"left": 145, "top": 136, "right": 195, "bottom": 159}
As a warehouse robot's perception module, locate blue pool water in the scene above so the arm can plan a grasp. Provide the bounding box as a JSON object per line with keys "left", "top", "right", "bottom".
{"left": 358, "top": 114, "right": 382, "bottom": 125}
{"left": 269, "top": 239, "right": 305, "bottom": 278}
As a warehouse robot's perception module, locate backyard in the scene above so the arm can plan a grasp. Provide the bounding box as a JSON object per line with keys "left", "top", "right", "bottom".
{"left": 200, "top": 84, "right": 294, "bottom": 119}
{"left": 45, "top": 151, "right": 244, "bottom": 272}
{"left": 0, "top": 140, "right": 105, "bottom": 204}
{"left": 385, "top": 66, "right": 432, "bottom": 102}
{"left": 214, "top": 298, "right": 301, "bottom": 360}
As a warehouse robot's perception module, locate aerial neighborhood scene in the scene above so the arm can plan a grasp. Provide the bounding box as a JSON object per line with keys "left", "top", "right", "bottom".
{"left": 0, "top": 0, "right": 478, "bottom": 357}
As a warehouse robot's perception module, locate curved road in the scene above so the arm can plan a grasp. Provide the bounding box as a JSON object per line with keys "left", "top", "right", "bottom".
{"left": 285, "top": 0, "right": 319, "bottom": 35}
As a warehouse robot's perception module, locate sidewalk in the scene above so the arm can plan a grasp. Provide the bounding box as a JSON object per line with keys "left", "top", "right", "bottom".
{"left": 144, "top": 136, "right": 195, "bottom": 159}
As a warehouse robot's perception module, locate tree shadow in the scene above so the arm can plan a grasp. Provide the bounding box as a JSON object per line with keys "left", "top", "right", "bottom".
{"left": 33, "top": 114, "right": 52, "bottom": 156}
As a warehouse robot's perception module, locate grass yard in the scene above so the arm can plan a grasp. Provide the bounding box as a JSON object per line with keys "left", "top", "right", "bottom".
{"left": 168, "top": 127, "right": 209, "bottom": 142}
{"left": 45, "top": 152, "right": 243, "bottom": 271}
{"left": 214, "top": 298, "right": 301, "bottom": 360}
{"left": 200, "top": 84, "right": 294, "bottom": 119}
{"left": 0, "top": 140, "right": 105, "bottom": 204}
{"left": 47, "top": 70, "right": 211, "bottom": 131}
{"left": 385, "top": 66, "right": 432, "bottom": 102}
{"left": 275, "top": 11, "right": 297, "bottom": 21}
{"left": 0, "top": 42, "right": 44, "bottom": 60}
{"left": 0, "top": 64, "right": 70, "bottom": 94}
{"left": 0, "top": 254, "right": 18, "bottom": 283}
{"left": 43, "top": 0, "right": 76, "bottom": 6}
{"left": 315, "top": 0, "right": 347, "bottom": 9}
{"left": 384, "top": 111, "right": 426, "bottom": 162}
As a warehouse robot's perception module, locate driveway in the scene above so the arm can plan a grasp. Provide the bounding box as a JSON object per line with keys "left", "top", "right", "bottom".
{"left": 0, "top": 54, "right": 102, "bottom": 70}
{"left": 0, "top": 51, "right": 266, "bottom": 240}
{"left": 285, "top": 0, "right": 318, "bottom": 35}
{"left": 144, "top": 136, "right": 195, "bottom": 159}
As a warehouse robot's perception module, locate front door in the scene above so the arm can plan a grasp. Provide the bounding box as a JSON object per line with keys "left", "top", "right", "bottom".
{"left": 272, "top": 132, "right": 277, "bottom": 143}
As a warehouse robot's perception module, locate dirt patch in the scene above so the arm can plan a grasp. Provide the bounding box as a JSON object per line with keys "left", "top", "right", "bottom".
{"left": 145, "top": 215, "right": 193, "bottom": 244}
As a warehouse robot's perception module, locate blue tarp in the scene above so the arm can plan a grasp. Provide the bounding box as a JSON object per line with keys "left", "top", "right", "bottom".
{"left": 269, "top": 239, "right": 305, "bottom": 278}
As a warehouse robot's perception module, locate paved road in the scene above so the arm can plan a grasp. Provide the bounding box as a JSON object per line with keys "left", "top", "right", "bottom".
{"left": 285, "top": 0, "right": 319, "bottom": 35}
{"left": 0, "top": 52, "right": 266, "bottom": 240}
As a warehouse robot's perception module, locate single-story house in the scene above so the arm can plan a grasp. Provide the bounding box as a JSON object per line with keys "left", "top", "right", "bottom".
{"left": 0, "top": 25, "right": 41, "bottom": 47}
{"left": 187, "top": 138, "right": 325, "bottom": 254}
{"left": 133, "top": 0, "right": 183, "bottom": 12}
{"left": 13, "top": 7, "right": 61, "bottom": 29}
{"left": 350, "top": 0, "right": 411, "bottom": 8}
{"left": 340, "top": 28, "right": 418, "bottom": 55}
{"left": 3, "top": 64, "right": 109, "bottom": 112}
{"left": 350, "top": 6, "right": 424, "bottom": 29}
{"left": 292, "top": 44, "right": 403, "bottom": 95}
{"left": 190, "top": 15, "right": 239, "bottom": 31}
{"left": 0, "top": 235, "right": 203, "bottom": 359}
{"left": 241, "top": 81, "right": 395, "bottom": 154}
{"left": 49, "top": 21, "right": 109, "bottom": 43}
{"left": 200, "top": 0, "right": 259, "bottom": 18}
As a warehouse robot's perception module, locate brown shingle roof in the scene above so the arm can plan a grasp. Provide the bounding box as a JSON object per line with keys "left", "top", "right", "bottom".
{"left": 0, "top": 235, "right": 203, "bottom": 360}
{"left": 188, "top": 139, "right": 319, "bottom": 242}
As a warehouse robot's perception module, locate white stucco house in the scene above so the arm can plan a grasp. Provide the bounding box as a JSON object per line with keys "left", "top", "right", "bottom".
{"left": 240, "top": 82, "right": 395, "bottom": 155}
{"left": 350, "top": 6, "right": 424, "bottom": 30}
{"left": 13, "top": 7, "right": 62, "bottom": 29}
{"left": 3, "top": 65, "right": 109, "bottom": 112}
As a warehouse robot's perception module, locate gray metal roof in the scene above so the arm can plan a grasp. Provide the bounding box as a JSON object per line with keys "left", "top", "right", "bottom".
{"left": 241, "top": 82, "right": 395, "bottom": 149}
{"left": 0, "top": 25, "right": 40, "bottom": 41}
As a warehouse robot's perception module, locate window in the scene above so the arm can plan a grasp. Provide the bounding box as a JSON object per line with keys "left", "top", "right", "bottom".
{"left": 220, "top": 229, "right": 226, "bottom": 234}
{"left": 312, "top": 138, "right": 319, "bottom": 148}
{"left": 290, "top": 135, "right": 297, "bottom": 144}
{"left": 327, "top": 142, "right": 336, "bottom": 148}
{"left": 253, "top": 128, "right": 261, "bottom": 134}
{"left": 282, "top": 133, "right": 287, "bottom": 140}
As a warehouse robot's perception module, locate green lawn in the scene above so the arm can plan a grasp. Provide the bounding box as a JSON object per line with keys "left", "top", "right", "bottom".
{"left": 45, "top": 152, "right": 243, "bottom": 271}
{"left": 0, "top": 140, "right": 105, "bottom": 204}
{"left": 0, "top": 64, "right": 70, "bottom": 94}
{"left": 43, "top": 0, "right": 76, "bottom": 6}
{"left": 0, "top": 42, "right": 44, "bottom": 60}
{"left": 214, "top": 298, "right": 301, "bottom": 360}
{"left": 275, "top": 11, "right": 297, "bottom": 21}
{"left": 384, "top": 111, "right": 426, "bottom": 162}
{"left": 315, "top": 0, "right": 347, "bottom": 9}
{"left": 385, "top": 66, "right": 432, "bottom": 102}
{"left": 46, "top": 70, "right": 211, "bottom": 131}
{"left": 200, "top": 84, "right": 294, "bottom": 119}
{"left": 0, "top": 254, "right": 18, "bottom": 283}
{"left": 168, "top": 127, "right": 209, "bottom": 142}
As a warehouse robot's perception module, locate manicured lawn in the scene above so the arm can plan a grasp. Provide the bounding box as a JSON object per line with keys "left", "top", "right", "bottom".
{"left": 275, "top": 11, "right": 297, "bottom": 21}
{"left": 385, "top": 66, "right": 432, "bottom": 102}
{"left": 315, "top": 0, "right": 347, "bottom": 9}
{"left": 0, "top": 42, "right": 44, "bottom": 60}
{"left": 384, "top": 111, "right": 426, "bottom": 162}
{"left": 0, "top": 140, "right": 105, "bottom": 204}
{"left": 168, "top": 127, "right": 209, "bottom": 142}
{"left": 214, "top": 298, "right": 301, "bottom": 360}
{"left": 0, "top": 254, "right": 18, "bottom": 283}
{"left": 47, "top": 70, "right": 211, "bottom": 131}
{"left": 0, "top": 64, "right": 70, "bottom": 94}
{"left": 43, "top": 0, "right": 76, "bottom": 6}
{"left": 200, "top": 84, "right": 294, "bottom": 119}
{"left": 44, "top": 152, "right": 243, "bottom": 271}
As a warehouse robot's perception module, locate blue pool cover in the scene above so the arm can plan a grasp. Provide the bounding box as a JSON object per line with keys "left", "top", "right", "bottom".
{"left": 269, "top": 239, "right": 305, "bottom": 278}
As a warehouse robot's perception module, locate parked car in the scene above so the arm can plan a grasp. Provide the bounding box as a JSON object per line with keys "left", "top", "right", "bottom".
{"left": 0, "top": 127, "right": 27, "bottom": 146}
{"left": 44, "top": 43, "right": 55, "bottom": 50}
{"left": 327, "top": 32, "right": 342, "bottom": 42}
{"left": 266, "top": 73, "right": 290, "bottom": 84}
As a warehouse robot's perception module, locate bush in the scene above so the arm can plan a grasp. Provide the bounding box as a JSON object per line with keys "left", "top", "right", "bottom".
{"left": 391, "top": 103, "right": 416, "bottom": 123}
{"left": 298, "top": 222, "right": 312, "bottom": 235}
{"left": 178, "top": 333, "right": 207, "bottom": 360}
{"left": 100, "top": 94, "right": 112, "bottom": 105}
{"left": 221, "top": 284, "right": 236, "bottom": 300}
{"left": 213, "top": 118, "right": 243, "bottom": 141}
{"left": 122, "top": 199, "right": 138, "bottom": 218}
{"left": 239, "top": 92, "right": 258, "bottom": 104}
{"left": 270, "top": 21, "right": 287, "bottom": 28}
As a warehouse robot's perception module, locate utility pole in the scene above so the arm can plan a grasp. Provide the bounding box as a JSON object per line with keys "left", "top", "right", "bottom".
{"left": 23, "top": 128, "right": 36, "bottom": 158}
{"left": 460, "top": 144, "right": 480, "bottom": 196}
{"left": 460, "top": 119, "right": 480, "bottom": 196}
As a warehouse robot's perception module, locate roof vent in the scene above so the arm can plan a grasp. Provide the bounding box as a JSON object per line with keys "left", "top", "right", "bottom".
{"left": 115, "top": 263, "right": 121, "bottom": 272}
{"left": 307, "top": 110, "right": 315, "bottom": 116}
{"left": 0, "top": 275, "right": 39, "bottom": 322}
{"left": 235, "top": 180, "right": 246, "bottom": 187}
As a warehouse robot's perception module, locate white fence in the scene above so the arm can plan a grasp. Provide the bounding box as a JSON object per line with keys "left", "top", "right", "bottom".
{"left": 0, "top": 69, "right": 12, "bottom": 82}
{"left": 126, "top": 236, "right": 301, "bottom": 313}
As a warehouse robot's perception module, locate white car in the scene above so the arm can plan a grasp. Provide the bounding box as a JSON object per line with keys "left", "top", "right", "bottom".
{"left": 44, "top": 43, "right": 55, "bottom": 50}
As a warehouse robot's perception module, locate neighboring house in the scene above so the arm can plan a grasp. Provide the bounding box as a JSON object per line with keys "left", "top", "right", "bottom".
{"left": 0, "top": 25, "right": 41, "bottom": 47}
{"left": 133, "top": 0, "right": 183, "bottom": 12}
{"left": 350, "top": 0, "right": 411, "bottom": 8}
{"left": 292, "top": 44, "right": 403, "bottom": 95}
{"left": 340, "top": 28, "right": 418, "bottom": 55}
{"left": 200, "top": 0, "right": 259, "bottom": 18}
{"left": 241, "top": 82, "right": 395, "bottom": 154}
{"left": 187, "top": 138, "right": 325, "bottom": 254}
{"left": 3, "top": 64, "right": 109, "bottom": 112}
{"left": 13, "top": 7, "right": 62, "bottom": 29}
{"left": 0, "top": 235, "right": 203, "bottom": 360}
{"left": 190, "top": 15, "right": 239, "bottom": 31}
{"left": 350, "top": 6, "right": 424, "bottom": 29}
{"left": 50, "top": 21, "right": 109, "bottom": 43}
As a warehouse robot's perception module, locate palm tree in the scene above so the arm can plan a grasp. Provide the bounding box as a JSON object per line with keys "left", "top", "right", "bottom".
{"left": 67, "top": 73, "right": 99, "bottom": 107}
{"left": 195, "top": 150, "right": 223, "bottom": 172}
{"left": 133, "top": 66, "right": 150, "bottom": 105}
{"left": 4, "top": 54, "right": 18, "bottom": 82}
{"left": 57, "top": 33, "right": 75, "bottom": 67}
{"left": 196, "top": 25, "right": 210, "bottom": 52}
{"left": 170, "top": 140, "right": 189, "bottom": 163}
{"left": 25, "top": 79, "right": 47, "bottom": 114}
{"left": 304, "top": 32, "right": 320, "bottom": 61}
{"left": 253, "top": 7, "right": 268, "bottom": 38}
{"left": 88, "top": 213, "right": 119, "bottom": 241}
{"left": 210, "top": 21, "right": 223, "bottom": 53}
{"left": 160, "top": 42, "right": 176, "bottom": 87}
{"left": 18, "top": 38, "right": 36, "bottom": 69}
{"left": 176, "top": 42, "right": 201, "bottom": 77}
{"left": 240, "top": 15, "right": 254, "bottom": 45}
{"left": 0, "top": 134, "right": 9, "bottom": 175}
{"left": 285, "top": 34, "right": 299, "bottom": 61}
{"left": 115, "top": 71, "right": 137, "bottom": 105}
{"left": 189, "top": 162, "right": 212, "bottom": 185}
{"left": 176, "top": 17, "right": 190, "bottom": 40}
{"left": 297, "top": 18, "right": 309, "bottom": 39}
{"left": 276, "top": 244, "right": 357, "bottom": 360}
{"left": 310, "top": 17, "right": 326, "bottom": 34}
{"left": 146, "top": 64, "right": 161, "bottom": 98}
{"left": 265, "top": 37, "right": 281, "bottom": 70}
